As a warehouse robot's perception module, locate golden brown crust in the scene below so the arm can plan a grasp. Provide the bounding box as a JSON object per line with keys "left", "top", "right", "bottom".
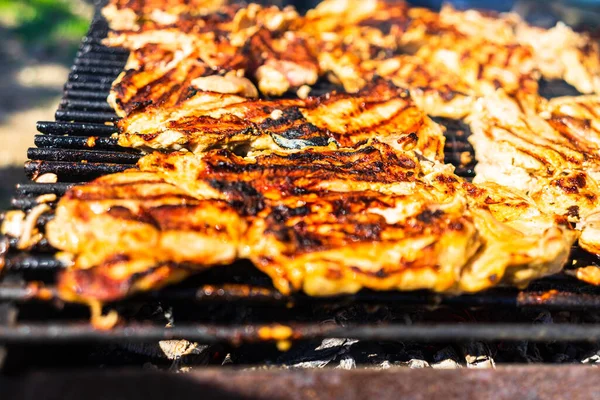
{"left": 46, "top": 171, "right": 245, "bottom": 303}
{"left": 117, "top": 78, "right": 445, "bottom": 161}
{"left": 468, "top": 92, "right": 599, "bottom": 257}
{"left": 45, "top": 137, "right": 576, "bottom": 303}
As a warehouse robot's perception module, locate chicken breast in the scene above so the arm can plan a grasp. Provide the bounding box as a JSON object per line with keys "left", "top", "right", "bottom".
{"left": 117, "top": 79, "right": 445, "bottom": 162}
{"left": 516, "top": 22, "right": 600, "bottom": 95}
{"left": 468, "top": 91, "right": 600, "bottom": 255}
{"left": 46, "top": 171, "right": 245, "bottom": 304}
{"left": 102, "top": 0, "right": 229, "bottom": 31}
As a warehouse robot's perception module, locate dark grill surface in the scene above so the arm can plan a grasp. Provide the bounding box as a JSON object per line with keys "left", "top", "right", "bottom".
{"left": 1, "top": 2, "right": 599, "bottom": 361}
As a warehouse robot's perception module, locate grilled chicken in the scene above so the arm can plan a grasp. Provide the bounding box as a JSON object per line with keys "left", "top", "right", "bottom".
{"left": 468, "top": 92, "right": 600, "bottom": 255}
{"left": 104, "top": 3, "right": 313, "bottom": 100}
{"left": 46, "top": 171, "right": 245, "bottom": 304}
{"left": 102, "top": 0, "right": 229, "bottom": 31}
{"left": 46, "top": 137, "right": 575, "bottom": 305}
{"left": 117, "top": 79, "right": 445, "bottom": 162}
{"left": 516, "top": 23, "right": 600, "bottom": 95}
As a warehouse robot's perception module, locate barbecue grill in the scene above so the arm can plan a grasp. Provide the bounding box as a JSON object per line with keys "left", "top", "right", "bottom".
{"left": 2, "top": 0, "right": 600, "bottom": 395}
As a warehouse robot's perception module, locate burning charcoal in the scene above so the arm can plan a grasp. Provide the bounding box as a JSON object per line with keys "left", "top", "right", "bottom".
{"left": 431, "top": 346, "right": 462, "bottom": 369}
{"left": 405, "top": 359, "right": 430, "bottom": 368}
{"left": 336, "top": 354, "right": 356, "bottom": 370}
{"left": 222, "top": 353, "right": 233, "bottom": 365}
{"left": 346, "top": 341, "right": 391, "bottom": 366}
{"left": 279, "top": 338, "right": 356, "bottom": 368}
{"left": 459, "top": 342, "right": 496, "bottom": 369}
{"left": 158, "top": 340, "right": 210, "bottom": 361}
{"left": 582, "top": 353, "right": 600, "bottom": 364}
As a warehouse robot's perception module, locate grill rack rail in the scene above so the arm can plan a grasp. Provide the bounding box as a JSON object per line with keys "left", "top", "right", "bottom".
{"left": 1, "top": 3, "right": 600, "bottom": 346}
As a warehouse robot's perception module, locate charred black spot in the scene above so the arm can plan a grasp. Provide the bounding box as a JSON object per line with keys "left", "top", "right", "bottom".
{"left": 207, "top": 180, "right": 264, "bottom": 215}
{"left": 448, "top": 221, "right": 464, "bottom": 231}
{"left": 359, "top": 19, "right": 394, "bottom": 35}
{"left": 269, "top": 205, "right": 312, "bottom": 224}
{"left": 416, "top": 209, "right": 444, "bottom": 224}
{"left": 566, "top": 205, "right": 580, "bottom": 219}
{"left": 107, "top": 206, "right": 160, "bottom": 229}
{"left": 439, "top": 90, "right": 457, "bottom": 101}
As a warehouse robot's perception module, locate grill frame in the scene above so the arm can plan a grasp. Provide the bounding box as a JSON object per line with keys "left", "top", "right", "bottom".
{"left": 0, "top": 2, "right": 599, "bottom": 348}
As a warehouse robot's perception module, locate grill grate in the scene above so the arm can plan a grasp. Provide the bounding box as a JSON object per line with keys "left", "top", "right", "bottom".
{"left": 0, "top": 3, "right": 598, "bottom": 348}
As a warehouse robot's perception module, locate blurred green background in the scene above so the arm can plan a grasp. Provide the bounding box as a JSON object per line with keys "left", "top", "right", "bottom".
{"left": 0, "top": 0, "right": 93, "bottom": 208}
{"left": 0, "top": 0, "right": 90, "bottom": 62}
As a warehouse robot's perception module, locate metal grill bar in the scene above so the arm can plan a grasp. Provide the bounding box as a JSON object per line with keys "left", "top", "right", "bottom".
{"left": 15, "top": 183, "right": 74, "bottom": 196}
{"left": 10, "top": 197, "right": 55, "bottom": 210}
{"left": 6, "top": 238, "right": 53, "bottom": 253}
{"left": 0, "top": 256, "right": 63, "bottom": 274}
{"left": 71, "top": 65, "right": 123, "bottom": 76}
{"left": 79, "top": 44, "right": 128, "bottom": 55}
{"left": 67, "top": 73, "right": 121, "bottom": 84}
{"left": 37, "top": 121, "right": 116, "bottom": 135}
{"left": 1, "top": 322, "right": 599, "bottom": 343}
{"left": 28, "top": 148, "right": 139, "bottom": 164}
{"left": 0, "top": 277, "right": 598, "bottom": 310}
{"left": 64, "top": 90, "right": 112, "bottom": 100}
{"left": 74, "top": 58, "right": 126, "bottom": 68}
{"left": 64, "top": 82, "right": 113, "bottom": 91}
{"left": 75, "top": 52, "right": 127, "bottom": 62}
{"left": 24, "top": 160, "right": 131, "bottom": 181}
{"left": 55, "top": 109, "right": 118, "bottom": 123}
{"left": 34, "top": 135, "right": 121, "bottom": 150}
{"left": 59, "top": 99, "right": 116, "bottom": 111}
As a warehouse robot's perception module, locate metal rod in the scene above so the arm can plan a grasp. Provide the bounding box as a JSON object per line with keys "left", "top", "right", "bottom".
{"left": 1, "top": 322, "right": 600, "bottom": 343}
{"left": 10, "top": 197, "right": 55, "bottom": 210}
{"left": 24, "top": 160, "right": 131, "bottom": 181}
{"left": 74, "top": 58, "right": 126, "bottom": 68}
{"left": 79, "top": 44, "right": 128, "bottom": 55}
{"left": 64, "top": 90, "right": 112, "bottom": 100}
{"left": 59, "top": 99, "right": 115, "bottom": 112}
{"left": 16, "top": 183, "right": 75, "bottom": 196}
{"left": 6, "top": 237, "right": 53, "bottom": 253}
{"left": 55, "top": 109, "right": 118, "bottom": 123}
{"left": 28, "top": 148, "right": 139, "bottom": 164}
{"left": 34, "top": 135, "right": 123, "bottom": 150}
{"left": 37, "top": 121, "right": 116, "bottom": 136}
{"left": 71, "top": 65, "right": 123, "bottom": 77}
{"left": 1, "top": 275, "right": 598, "bottom": 311}
{"left": 64, "top": 82, "right": 112, "bottom": 91}
{"left": 75, "top": 51, "right": 128, "bottom": 62}
{"left": 67, "top": 73, "right": 120, "bottom": 85}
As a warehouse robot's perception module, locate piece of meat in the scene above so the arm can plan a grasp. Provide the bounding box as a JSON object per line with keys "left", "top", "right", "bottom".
{"left": 102, "top": 0, "right": 230, "bottom": 31}
{"left": 370, "top": 55, "right": 476, "bottom": 118}
{"left": 117, "top": 78, "right": 445, "bottom": 162}
{"left": 467, "top": 91, "right": 600, "bottom": 256}
{"left": 104, "top": 3, "right": 307, "bottom": 100}
{"left": 516, "top": 22, "right": 600, "bottom": 94}
{"left": 247, "top": 29, "right": 319, "bottom": 96}
{"left": 246, "top": 190, "right": 478, "bottom": 295}
{"left": 46, "top": 171, "right": 245, "bottom": 305}
{"left": 43, "top": 137, "right": 576, "bottom": 307}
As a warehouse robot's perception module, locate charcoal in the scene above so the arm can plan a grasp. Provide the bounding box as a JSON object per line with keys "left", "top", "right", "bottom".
{"left": 460, "top": 342, "right": 495, "bottom": 369}
{"left": 405, "top": 359, "right": 430, "bottom": 368}
{"left": 431, "top": 346, "right": 462, "bottom": 369}
{"left": 335, "top": 354, "right": 356, "bottom": 370}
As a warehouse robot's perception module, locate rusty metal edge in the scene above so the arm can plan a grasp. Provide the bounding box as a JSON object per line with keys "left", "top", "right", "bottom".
{"left": 1, "top": 365, "right": 598, "bottom": 400}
